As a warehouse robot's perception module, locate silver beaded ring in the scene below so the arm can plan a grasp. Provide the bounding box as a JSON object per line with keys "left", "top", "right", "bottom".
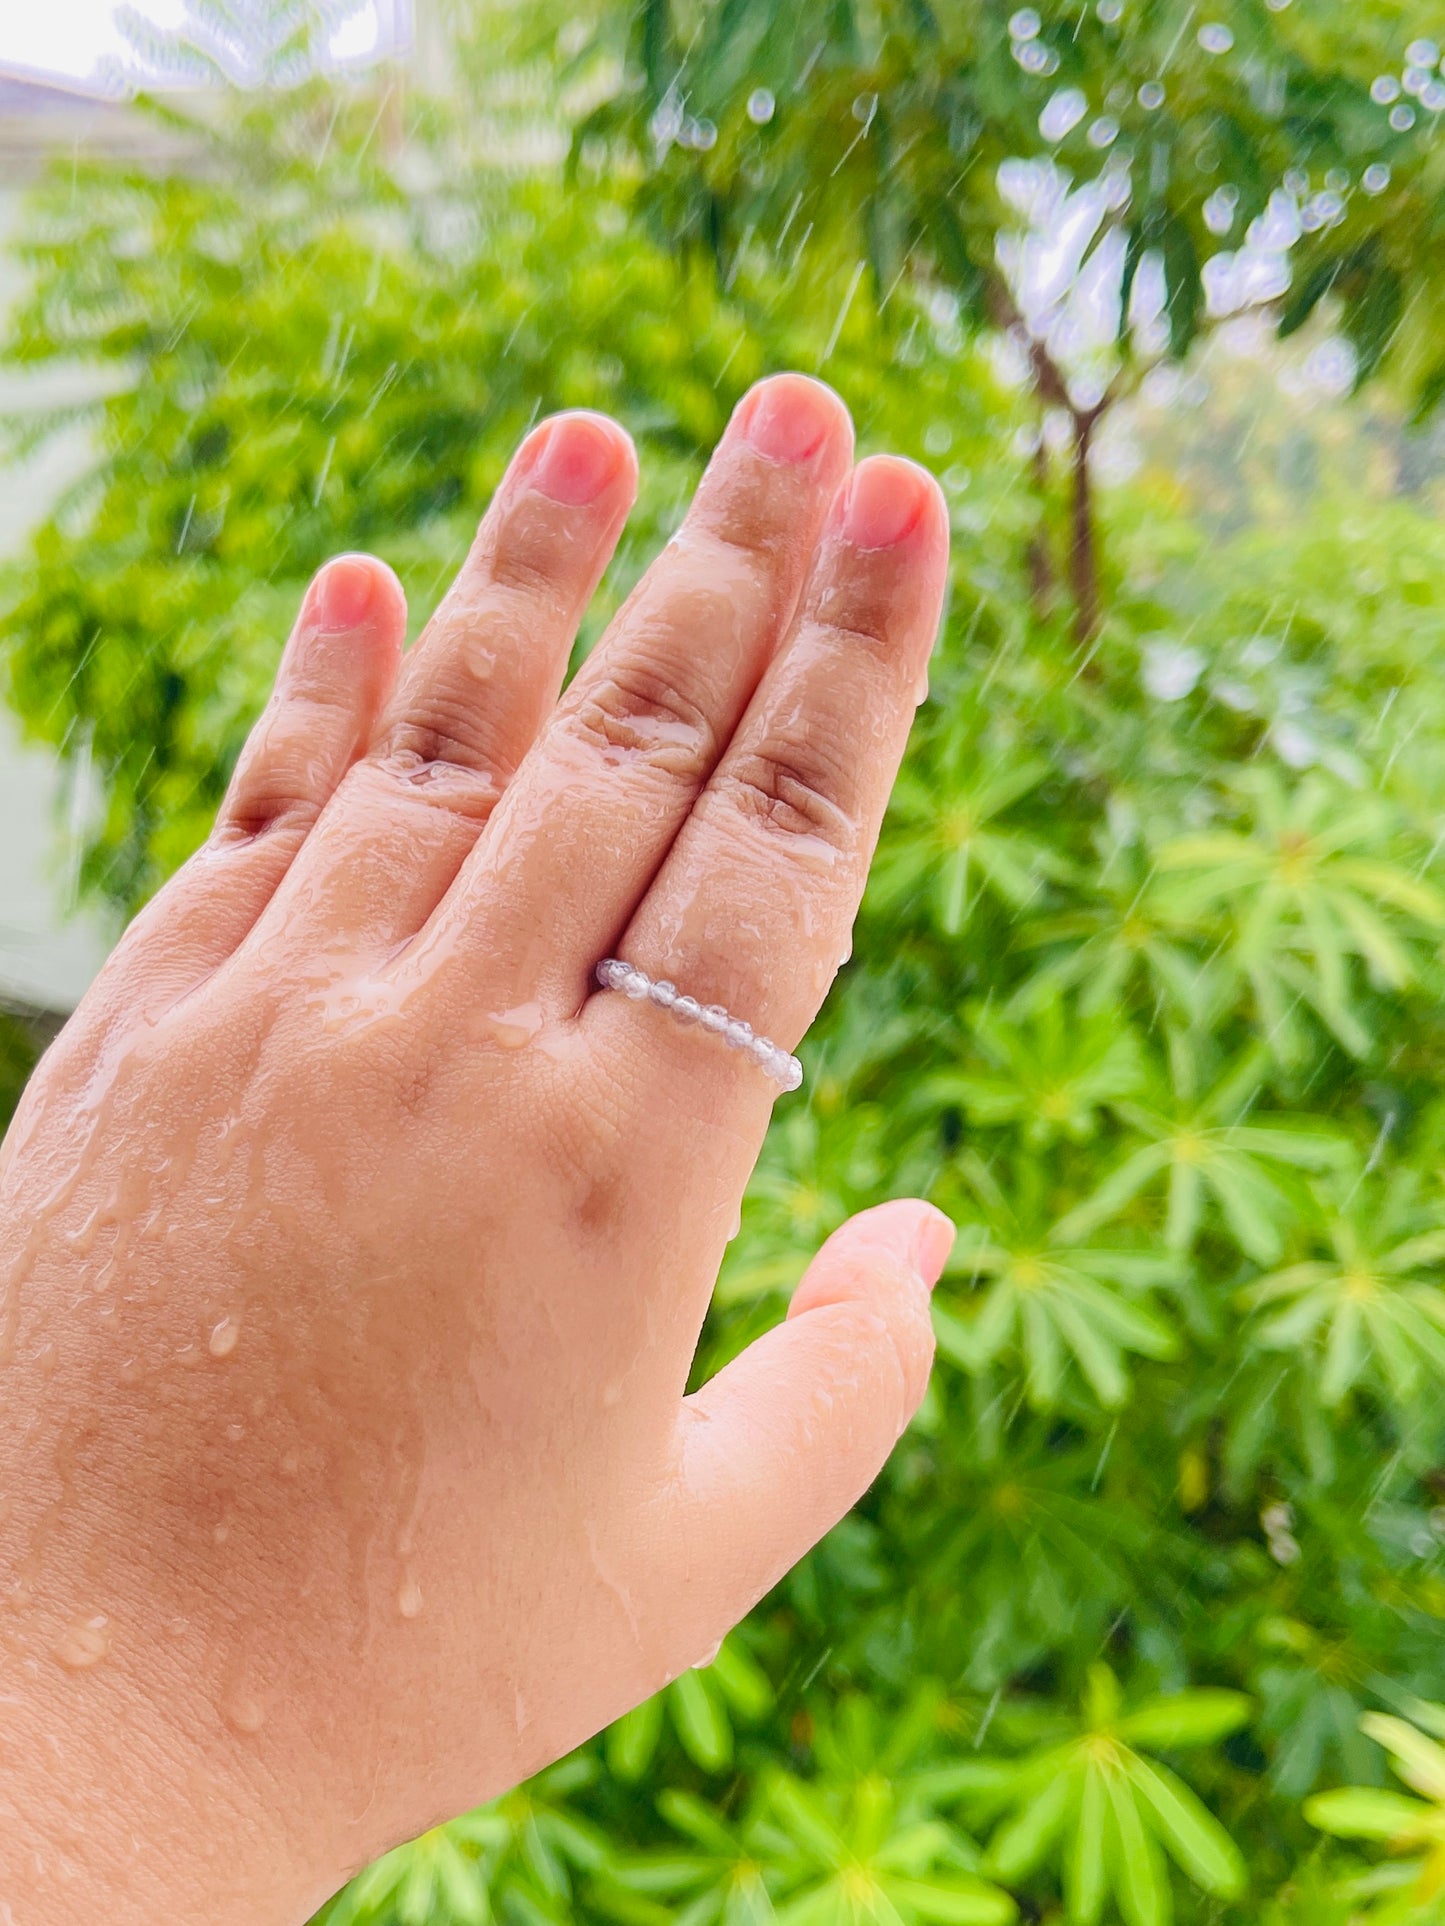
{"left": 594, "top": 958, "right": 804, "bottom": 1092}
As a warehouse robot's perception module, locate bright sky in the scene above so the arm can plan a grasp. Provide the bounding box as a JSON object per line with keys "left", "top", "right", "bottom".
{"left": 0, "top": 0, "right": 403, "bottom": 93}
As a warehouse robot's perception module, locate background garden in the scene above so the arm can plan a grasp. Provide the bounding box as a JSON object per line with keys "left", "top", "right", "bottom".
{"left": 7, "top": 0, "right": 1445, "bottom": 1918}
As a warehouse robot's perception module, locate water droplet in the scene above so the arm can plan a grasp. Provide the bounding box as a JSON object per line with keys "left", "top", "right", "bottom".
{"left": 221, "top": 1688, "right": 266, "bottom": 1735}
{"left": 694, "top": 1636, "right": 722, "bottom": 1669}
{"left": 1372, "top": 74, "right": 1401, "bottom": 104}
{"left": 209, "top": 1316, "right": 240, "bottom": 1359}
{"left": 483, "top": 1002, "right": 544, "bottom": 1049}
{"left": 1009, "top": 6, "right": 1040, "bottom": 38}
{"left": 398, "top": 1575, "right": 424, "bottom": 1619}
{"left": 1138, "top": 80, "right": 1166, "bottom": 110}
{"left": 1197, "top": 22, "right": 1232, "bottom": 53}
{"left": 53, "top": 1615, "right": 111, "bottom": 1670}
{"left": 1390, "top": 102, "right": 1417, "bottom": 131}
{"left": 1363, "top": 162, "right": 1391, "bottom": 194}
{"left": 746, "top": 87, "right": 774, "bottom": 124}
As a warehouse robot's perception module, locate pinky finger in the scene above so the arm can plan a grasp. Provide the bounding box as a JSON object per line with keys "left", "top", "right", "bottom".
{"left": 95, "top": 554, "right": 406, "bottom": 1008}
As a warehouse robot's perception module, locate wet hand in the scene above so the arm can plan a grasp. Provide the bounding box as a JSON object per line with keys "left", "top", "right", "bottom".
{"left": 0, "top": 375, "right": 951, "bottom": 1923}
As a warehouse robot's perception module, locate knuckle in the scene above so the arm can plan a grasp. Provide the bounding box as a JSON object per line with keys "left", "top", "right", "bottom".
{"left": 378, "top": 615, "right": 533, "bottom": 804}
{"left": 697, "top": 512, "right": 786, "bottom": 571}
{"left": 385, "top": 689, "right": 498, "bottom": 774}
{"left": 567, "top": 656, "right": 717, "bottom": 780}
{"left": 717, "top": 732, "right": 857, "bottom": 850}
{"left": 215, "top": 799, "right": 314, "bottom": 846}
{"left": 808, "top": 595, "right": 895, "bottom": 655}
{"left": 219, "top": 703, "right": 346, "bottom": 839}
{"left": 469, "top": 486, "right": 594, "bottom": 608}
{"left": 487, "top": 534, "right": 574, "bottom": 606}
{"left": 369, "top": 738, "right": 505, "bottom": 825}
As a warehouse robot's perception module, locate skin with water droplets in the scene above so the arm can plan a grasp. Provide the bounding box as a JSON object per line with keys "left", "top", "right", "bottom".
{"left": 0, "top": 381, "right": 951, "bottom": 1926}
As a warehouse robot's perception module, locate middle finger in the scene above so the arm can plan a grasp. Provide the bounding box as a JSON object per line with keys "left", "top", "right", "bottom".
{"left": 415, "top": 373, "right": 854, "bottom": 1012}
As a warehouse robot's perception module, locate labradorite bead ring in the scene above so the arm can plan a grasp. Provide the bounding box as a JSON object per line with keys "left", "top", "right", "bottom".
{"left": 594, "top": 958, "right": 804, "bottom": 1092}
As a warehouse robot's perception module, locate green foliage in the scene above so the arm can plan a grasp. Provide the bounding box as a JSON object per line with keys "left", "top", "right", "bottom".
{"left": 577, "top": 0, "right": 1445, "bottom": 411}
{"left": 1305, "top": 1705, "right": 1445, "bottom": 1920}
{"left": 8, "top": 7, "right": 1445, "bottom": 1924}
{"left": 954, "top": 1663, "right": 1250, "bottom": 1925}
{"left": 0, "top": 1014, "right": 40, "bottom": 1120}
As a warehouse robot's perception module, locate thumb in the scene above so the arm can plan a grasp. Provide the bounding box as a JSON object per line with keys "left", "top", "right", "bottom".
{"left": 651, "top": 1199, "right": 955, "bottom": 1658}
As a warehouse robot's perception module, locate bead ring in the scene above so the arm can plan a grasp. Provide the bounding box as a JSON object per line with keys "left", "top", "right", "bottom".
{"left": 594, "top": 959, "right": 804, "bottom": 1092}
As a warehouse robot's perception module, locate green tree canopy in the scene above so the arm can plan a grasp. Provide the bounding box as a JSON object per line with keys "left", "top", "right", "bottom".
{"left": 572, "top": 0, "right": 1445, "bottom": 635}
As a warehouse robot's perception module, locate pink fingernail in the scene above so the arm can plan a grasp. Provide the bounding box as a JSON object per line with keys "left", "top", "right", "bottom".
{"left": 841, "top": 458, "right": 931, "bottom": 549}
{"left": 910, "top": 1206, "right": 957, "bottom": 1289}
{"left": 739, "top": 374, "right": 840, "bottom": 464}
{"left": 311, "top": 555, "right": 377, "bottom": 631}
{"left": 531, "top": 413, "right": 626, "bottom": 505}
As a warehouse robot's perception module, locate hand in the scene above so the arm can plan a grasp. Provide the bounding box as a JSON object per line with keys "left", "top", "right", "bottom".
{"left": 0, "top": 374, "right": 951, "bottom": 1924}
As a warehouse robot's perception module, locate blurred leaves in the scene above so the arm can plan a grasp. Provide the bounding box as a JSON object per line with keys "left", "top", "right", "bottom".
{"left": 1306, "top": 1707, "right": 1445, "bottom": 1922}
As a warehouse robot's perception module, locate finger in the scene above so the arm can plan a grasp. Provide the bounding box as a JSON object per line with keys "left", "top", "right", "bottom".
{"left": 244, "top": 411, "right": 636, "bottom": 956}
{"left": 414, "top": 374, "right": 854, "bottom": 1010}
{"left": 591, "top": 456, "right": 948, "bottom": 1088}
{"left": 642, "top": 1201, "right": 954, "bottom": 1665}
{"left": 86, "top": 555, "right": 405, "bottom": 1013}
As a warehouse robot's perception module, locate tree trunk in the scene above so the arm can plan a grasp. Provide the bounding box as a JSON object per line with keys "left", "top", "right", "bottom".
{"left": 1069, "top": 407, "right": 1101, "bottom": 649}
{"left": 1026, "top": 432, "right": 1055, "bottom": 622}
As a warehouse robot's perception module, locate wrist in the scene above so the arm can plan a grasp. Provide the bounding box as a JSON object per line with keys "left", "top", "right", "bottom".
{"left": 1, "top": 1606, "right": 330, "bottom": 1926}
{"left": 0, "top": 1279, "right": 334, "bottom": 1926}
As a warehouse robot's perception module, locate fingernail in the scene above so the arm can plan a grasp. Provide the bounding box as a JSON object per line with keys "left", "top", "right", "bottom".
{"left": 842, "top": 457, "right": 931, "bottom": 549}
{"left": 531, "top": 413, "right": 626, "bottom": 505}
{"left": 910, "top": 1205, "right": 957, "bottom": 1289}
{"left": 740, "top": 374, "right": 839, "bottom": 464}
{"left": 311, "top": 555, "right": 377, "bottom": 631}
